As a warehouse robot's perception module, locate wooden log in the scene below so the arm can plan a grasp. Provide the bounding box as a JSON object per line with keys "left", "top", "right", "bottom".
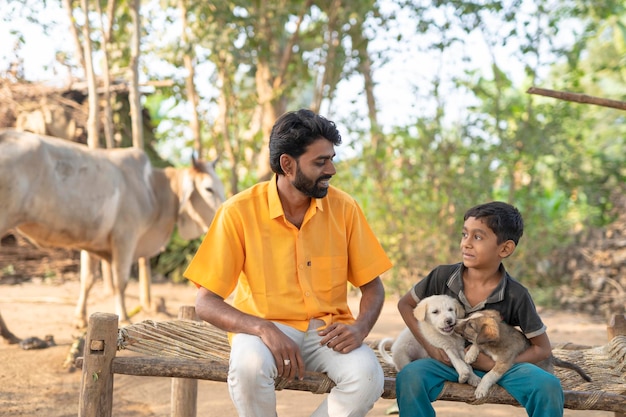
{"left": 78, "top": 313, "right": 118, "bottom": 417}
{"left": 439, "top": 382, "right": 626, "bottom": 412}
{"left": 527, "top": 87, "right": 626, "bottom": 111}
{"left": 171, "top": 306, "right": 199, "bottom": 417}
{"left": 76, "top": 355, "right": 625, "bottom": 413}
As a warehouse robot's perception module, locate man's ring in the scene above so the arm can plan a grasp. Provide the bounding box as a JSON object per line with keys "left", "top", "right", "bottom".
{"left": 283, "top": 359, "right": 290, "bottom": 366}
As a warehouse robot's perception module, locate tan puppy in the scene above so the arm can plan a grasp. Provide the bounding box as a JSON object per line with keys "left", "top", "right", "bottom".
{"left": 379, "top": 294, "right": 480, "bottom": 386}
{"left": 455, "top": 309, "right": 591, "bottom": 399}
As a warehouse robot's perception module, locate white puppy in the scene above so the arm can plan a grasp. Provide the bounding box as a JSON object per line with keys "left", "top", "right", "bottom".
{"left": 379, "top": 294, "right": 480, "bottom": 386}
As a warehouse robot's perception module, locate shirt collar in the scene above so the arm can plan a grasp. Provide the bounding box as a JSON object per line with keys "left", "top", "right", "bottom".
{"left": 487, "top": 263, "right": 508, "bottom": 303}
{"left": 268, "top": 175, "right": 324, "bottom": 220}
{"left": 268, "top": 175, "right": 283, "bottom": 220}
{"left": 448, "top": 262, "right": 509, "bottom": 311}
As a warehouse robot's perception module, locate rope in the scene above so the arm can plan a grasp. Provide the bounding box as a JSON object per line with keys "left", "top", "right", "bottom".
{"left": 580, "top": 390, "right": 603, "bottom": 410}
{"left": 313, "top": 375, "right": 336, "bottom": 394}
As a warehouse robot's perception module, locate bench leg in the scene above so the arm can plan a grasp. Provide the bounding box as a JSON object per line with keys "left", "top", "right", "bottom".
{"left": 171, "top": 306, "right": 199, "bottom": 417}
{"left": 78, "top": 313, "right": 118, "bottom": 417}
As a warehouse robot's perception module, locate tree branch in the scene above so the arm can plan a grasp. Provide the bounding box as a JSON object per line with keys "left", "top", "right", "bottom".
{"left": 527, "top": 87, "right": 626, "bottom": 111}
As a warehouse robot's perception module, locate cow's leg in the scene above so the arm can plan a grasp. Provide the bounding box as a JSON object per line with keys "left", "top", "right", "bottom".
{"left": 0, "top": 310, "right": 20, "bottom": 344}
{"left": 110, "top": 244, "right": 136, "bottom": 324}
{"left": 101, "top": 260, "right": 114, "bottom": 295}
{"left": 137, "top": 257, "right": 152, "bottom": 313}
{"left": 74, "top": 251, "right": 99, "bottom": 329}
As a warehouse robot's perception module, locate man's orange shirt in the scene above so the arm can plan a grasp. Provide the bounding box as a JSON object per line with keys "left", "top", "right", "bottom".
{"left": 184, "top": 176, "right": 392, "bottom": 332}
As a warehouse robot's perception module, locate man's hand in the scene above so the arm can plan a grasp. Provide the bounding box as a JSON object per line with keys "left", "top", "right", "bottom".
{"left": 318, "top": 323, "right": 365, "bottom": 353}
{"left": 258, "top": 322, "right": 305, "bottom": 380}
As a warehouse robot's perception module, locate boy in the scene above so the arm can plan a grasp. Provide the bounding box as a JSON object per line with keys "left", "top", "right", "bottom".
{"left": 395, "top": 201, "right": 564, "bottom": 417}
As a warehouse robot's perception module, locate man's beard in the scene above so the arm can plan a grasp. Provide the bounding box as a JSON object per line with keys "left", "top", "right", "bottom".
{"left": 292, "top": 165, "right": 330, "bottom": 198}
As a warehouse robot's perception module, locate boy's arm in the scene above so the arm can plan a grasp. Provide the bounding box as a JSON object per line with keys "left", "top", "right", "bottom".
{"left": 467, "top": 350, "right": 495, "bottom": 371}
{"left": 397, "top": 291, "right": 452, "bottom": 365}
{"left": 468, "top": 332, "right": 552, "bottom": 371}
{"left": 516, "top": 332, "right": 552, "bottom": 364}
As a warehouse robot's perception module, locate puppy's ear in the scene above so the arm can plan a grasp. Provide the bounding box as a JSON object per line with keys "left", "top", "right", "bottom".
{"left": 454, "top": 318, "right": 467, "bottom": 334}
{"left": 484, "top": 310, "right": 502, "bottom": 320}
{"left": 476, "top": 320, "right": 500, "bottom": 344}
{"left": 454, "top": 300, "right": 466, "bottom": 319}
{"left": 415, "top": 300, "right": 427, "bottom": 321}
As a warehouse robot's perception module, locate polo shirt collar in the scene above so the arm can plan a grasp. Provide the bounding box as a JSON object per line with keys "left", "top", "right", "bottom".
{"left": 448, "top": 263, "right": 508, "bottom": 311}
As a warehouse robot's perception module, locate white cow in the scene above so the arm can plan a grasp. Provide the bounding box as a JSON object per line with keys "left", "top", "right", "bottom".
{"left": 0, "top": 129, "right": 225, "bottom": 338}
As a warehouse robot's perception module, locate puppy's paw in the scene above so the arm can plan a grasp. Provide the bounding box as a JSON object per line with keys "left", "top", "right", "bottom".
{"left": 467, "top": 373, "right": 481, "bottom": 387}
{"left": 474, "top": 381, "right": 490, "bottom": 399}
{"left": 464, "top": 350, "right": 478, "bottom": 364}
{"left": 457, "top": 370, "right": 469, "bottom": 384}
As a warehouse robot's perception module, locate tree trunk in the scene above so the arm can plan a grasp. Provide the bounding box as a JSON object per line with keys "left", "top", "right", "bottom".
{"left": 254, "top": 0, "right": 312, "bottom": 181}
{"left": 128, "top": 0, "right": 150, "bottom": 312}
{"left": 179, "top": 0, "right": 202, "bottom": 156}
{"left": 96, "top": 0, "right": 117, "bottom": 149}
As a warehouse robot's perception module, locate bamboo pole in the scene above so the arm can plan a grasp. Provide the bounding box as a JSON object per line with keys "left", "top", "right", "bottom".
{"left": 527, "top": 87, "right": 626, "bottom": 111}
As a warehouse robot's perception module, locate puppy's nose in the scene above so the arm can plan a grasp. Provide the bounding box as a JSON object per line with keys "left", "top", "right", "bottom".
{"left": 446, "top": 318, "right": 454, "bottom": 326}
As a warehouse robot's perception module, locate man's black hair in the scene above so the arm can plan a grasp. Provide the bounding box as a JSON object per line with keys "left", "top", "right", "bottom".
{"left": 269, "top": 109, "right": 342, "bottom": 175}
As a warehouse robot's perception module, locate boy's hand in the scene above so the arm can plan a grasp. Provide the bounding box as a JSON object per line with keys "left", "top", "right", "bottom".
{"left": 428, "top": 346, "right": 452, "bottom": 365}
{"left": 464, "top": 348, "right": 495, "bottom": 371}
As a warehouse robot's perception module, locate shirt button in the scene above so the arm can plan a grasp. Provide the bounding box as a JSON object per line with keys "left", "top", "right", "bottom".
{"left": 298, "top": 264, "right": 304, "bottom": 269}
{"left": 305, "top": 291, "right": 311, "bottom": 297}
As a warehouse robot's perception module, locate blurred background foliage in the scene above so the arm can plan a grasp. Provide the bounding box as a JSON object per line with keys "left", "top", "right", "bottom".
{"left": 1, "top": 0, "right": 625, "bottom": 307}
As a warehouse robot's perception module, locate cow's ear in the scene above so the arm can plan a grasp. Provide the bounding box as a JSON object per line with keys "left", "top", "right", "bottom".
{"left": 178, "top": 170, "right": 195, "bottom": 214}
{"left": 191, "top": 152, "right": 204, "bottom": 172}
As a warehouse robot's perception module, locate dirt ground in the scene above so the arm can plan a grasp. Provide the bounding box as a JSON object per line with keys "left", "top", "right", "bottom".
{"left": 0, "top": 278, "right": 614, "bottom": 417}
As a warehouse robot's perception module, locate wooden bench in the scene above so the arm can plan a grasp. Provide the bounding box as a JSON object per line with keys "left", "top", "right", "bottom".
{"left": 77, "top": 306, "right": 626, "bottom": 417}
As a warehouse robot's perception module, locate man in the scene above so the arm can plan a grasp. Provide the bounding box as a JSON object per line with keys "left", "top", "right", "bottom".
{"left": 184, "top": 109, "right": 392, "bottom": 417}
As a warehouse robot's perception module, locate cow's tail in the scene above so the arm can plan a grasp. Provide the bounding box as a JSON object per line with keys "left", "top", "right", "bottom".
{"left": 377, "top": 337, "right": 395, "bottom": 367}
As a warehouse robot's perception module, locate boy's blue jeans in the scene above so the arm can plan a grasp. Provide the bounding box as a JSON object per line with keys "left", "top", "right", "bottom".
{"left": 396, "top": 358, "right": 564, "bottom": 417}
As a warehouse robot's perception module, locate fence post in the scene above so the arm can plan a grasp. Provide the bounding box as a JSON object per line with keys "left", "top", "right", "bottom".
{"left": 171, "top": 306, "right": 199, "bottom": 417}
{"left": 78, "top": 312, "right": 118, "bottom": 417}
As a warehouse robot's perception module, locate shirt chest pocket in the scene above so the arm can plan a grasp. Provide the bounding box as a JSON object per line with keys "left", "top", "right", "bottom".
{"left": 310, "top": 256, "right": 348, "bottom": 295}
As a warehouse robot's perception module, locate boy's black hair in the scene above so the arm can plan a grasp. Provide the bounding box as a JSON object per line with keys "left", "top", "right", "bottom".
{"left": 269, "top": 109, "right": 342, "bottom": 175}
{"left": 464, "top": 201, "right": 524, "bottom": 245}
